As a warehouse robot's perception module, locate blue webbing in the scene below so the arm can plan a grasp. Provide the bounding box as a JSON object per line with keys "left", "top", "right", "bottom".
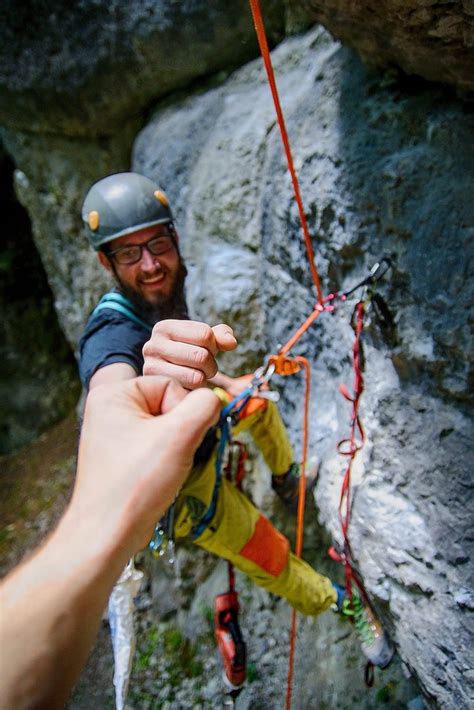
{"left": 92, "top": 292, "right": 152, "bottom": 332}
{"left": 191, "top": 386, "right": 255, "bottom": 540}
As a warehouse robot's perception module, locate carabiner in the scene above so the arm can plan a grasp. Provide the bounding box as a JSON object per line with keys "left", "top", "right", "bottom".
{"left": 251, "top": 359, "right": 276, "bottom": 389}
{"left": 343, "top": 256, "right": 392, "bottom": 298}
{"left": 368, "top": 256, "right": 391, "bottom": 283}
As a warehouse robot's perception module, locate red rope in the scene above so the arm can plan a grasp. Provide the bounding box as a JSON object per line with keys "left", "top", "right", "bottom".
{"left": 331, "top": 301, "right": 368, "bottom": 601}
{"left": 248, "top": 0, "right": 324, "bottom": 304}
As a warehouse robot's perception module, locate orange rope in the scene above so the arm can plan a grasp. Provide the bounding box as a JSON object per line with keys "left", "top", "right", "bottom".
{"left": 284, "top": 356, "right": 311, "bottom": 710}
{"left": 248, "top": 0, "right": 324, "bottom": 304}
{"left": 247, "top": 2, "right": 328, "bottom": 705}
{"left": 278, "top": 306, "right": 323, "bottom": 357}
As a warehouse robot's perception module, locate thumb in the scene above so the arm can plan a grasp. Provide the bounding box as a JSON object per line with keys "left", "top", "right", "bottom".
{"left": 212, "top": 323, "right": 238, "bottom": 352}
{"left": 160, "top": 387, "right": 221, "bottom": 452}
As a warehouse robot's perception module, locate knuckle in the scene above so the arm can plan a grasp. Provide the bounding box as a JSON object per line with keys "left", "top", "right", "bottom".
{"left": 153, "top": 320, "right": 167, "bottom": 333}
{"left": 142, "top": 360, "right": 162, "bottom": 375}
{"left": 189, "top": 370, "right": 206, "bottom": 389}
{"left": 191, "top": 347, "right": 208, "bottom": 367}
{"left": 142, "top": 362, "right": 152, "bottom": 375}
{"left": 197, "top": 323, "right": 214, "bottom": 346}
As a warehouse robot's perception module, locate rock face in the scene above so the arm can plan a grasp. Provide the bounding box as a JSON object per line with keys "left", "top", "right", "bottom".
{"left": 0, "top": 153, "right": 80, "bottom": 453}
{"left": 297, "top": 0, "right": 474, "bottom": 94}
{"left": 1, "top": 5, "right": 473, "bottom": 709}
{"left": 133, "top": 28, "right": 473, "bottom": 707}
{"left": 0, "top": 0, "right": 285, "bottom": 136}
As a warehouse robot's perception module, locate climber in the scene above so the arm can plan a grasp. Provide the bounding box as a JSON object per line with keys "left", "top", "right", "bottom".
{"left": 78, "top": 172, "right": 390, "bottom": 665}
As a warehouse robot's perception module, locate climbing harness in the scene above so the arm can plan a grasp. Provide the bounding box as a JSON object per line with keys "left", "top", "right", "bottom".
{"left": 215, "top": 440, "right": 248, "bottom": 694}
{"left": 191, "top": 363, "right": 277, "bottom": 541}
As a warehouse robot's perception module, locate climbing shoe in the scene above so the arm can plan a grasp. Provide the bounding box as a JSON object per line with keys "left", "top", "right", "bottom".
{"left": 271, "top": 461, "right": 318, "bottom": 514}
{"left": 332, "top": 583, "right": 394, "bottom": 669}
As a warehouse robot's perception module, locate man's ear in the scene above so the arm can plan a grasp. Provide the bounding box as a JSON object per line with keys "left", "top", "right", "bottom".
{"left": 98, "top": 251, "right": 113, "bottom": 273}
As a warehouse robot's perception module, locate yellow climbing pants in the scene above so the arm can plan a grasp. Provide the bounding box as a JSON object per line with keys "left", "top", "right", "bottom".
{"left": 174, "top": 396, "right": 337, "bottom": 616}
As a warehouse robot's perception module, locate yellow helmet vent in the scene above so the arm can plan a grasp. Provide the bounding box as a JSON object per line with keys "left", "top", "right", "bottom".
{"left": 154, "top": 189, "right": 169, "bottom": 207}
{"left": 88, "top": 210, "right": 100, "bottom": 231}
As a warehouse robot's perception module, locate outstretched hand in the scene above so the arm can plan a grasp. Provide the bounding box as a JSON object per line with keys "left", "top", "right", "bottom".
{"left": 0, "top": 376, "right": 220, "bottom": 709}
{"left": 74, "top": 375, "right": 220, "bottom": 552}
{"left": 142, "top": 319, "right": 238, "bottom": 390}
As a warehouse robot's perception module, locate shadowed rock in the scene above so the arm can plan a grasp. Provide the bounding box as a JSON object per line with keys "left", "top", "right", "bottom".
{"left": 0, "top": 0, "right": 285, "bottom": 136}
{"left": 296, "top": 0, "right": 474, "bottom": 94}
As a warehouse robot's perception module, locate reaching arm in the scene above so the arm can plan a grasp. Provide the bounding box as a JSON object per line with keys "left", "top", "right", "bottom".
{"left": 0, "top": 376, "right": 220, "bottom": 709}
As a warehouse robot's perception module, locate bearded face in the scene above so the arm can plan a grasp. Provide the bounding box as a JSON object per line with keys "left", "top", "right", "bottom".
{"left": 98, "top": 224, "right": 189, "bottom": 324}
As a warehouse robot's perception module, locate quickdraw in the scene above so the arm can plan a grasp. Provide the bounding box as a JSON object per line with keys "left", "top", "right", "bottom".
{"left": 329, "top": 265, "right": 395, "bottom": 684}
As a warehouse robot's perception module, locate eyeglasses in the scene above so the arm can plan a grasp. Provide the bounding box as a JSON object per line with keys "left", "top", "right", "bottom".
{"left": 107, "top": 234, "right": 175, "bottom": 266}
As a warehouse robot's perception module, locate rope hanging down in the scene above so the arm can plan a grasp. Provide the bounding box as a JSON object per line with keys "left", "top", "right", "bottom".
{"left": 247, "top": 1, "right": 395, "bottom": 705}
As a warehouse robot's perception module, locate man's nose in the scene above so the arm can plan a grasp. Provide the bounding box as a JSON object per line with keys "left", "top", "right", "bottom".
{"left": 140, "top": 247, "right": 160, "bottom": 270}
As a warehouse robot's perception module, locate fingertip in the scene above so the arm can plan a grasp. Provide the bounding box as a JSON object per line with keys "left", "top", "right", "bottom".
{"left": 213, "top": 324, "right": 238, "bottom": 352}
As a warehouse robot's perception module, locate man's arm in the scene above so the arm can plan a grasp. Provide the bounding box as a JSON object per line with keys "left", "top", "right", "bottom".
{"left": 0, "top": 376, "right": 219, "bottom": 709}
{"left": 89, "top": 361, "right": 137, "bottom": 389}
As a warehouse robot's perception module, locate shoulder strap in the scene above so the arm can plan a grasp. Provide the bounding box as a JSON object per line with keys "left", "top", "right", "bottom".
{"left": 92, "top": 292, "right": 152, "bottom": 333}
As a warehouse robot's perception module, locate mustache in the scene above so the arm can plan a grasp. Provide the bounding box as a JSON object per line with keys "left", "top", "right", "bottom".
{"left": 111, "top": 259, "right": 189, "bottom": 324}
{"left": 140, "top": 268, "right": 166, "bottom": 282}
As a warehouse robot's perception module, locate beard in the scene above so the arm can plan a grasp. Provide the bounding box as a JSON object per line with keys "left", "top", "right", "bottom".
{"left": 112, "top": 259, "right": 189, "bottom": 326}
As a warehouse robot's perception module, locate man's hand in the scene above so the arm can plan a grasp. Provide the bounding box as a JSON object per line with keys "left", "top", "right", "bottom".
{"left": 142, "top": 319, "right": 238, "bottom": 390}
{"left": 74, "top": 375, "right": 220, "bottom": 552}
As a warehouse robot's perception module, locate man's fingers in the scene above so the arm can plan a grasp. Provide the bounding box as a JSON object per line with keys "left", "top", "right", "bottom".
{"left": 212, "top": 324, "right": 237, "bottom": 352}
{"left": 149, "top": 320, "right": 220, "bottom": 356}
{"left": 143, "top": 358, "right": 209, "bottom": 390}
{"left": 143, "top": 339, "right": 218, "bottom": 381}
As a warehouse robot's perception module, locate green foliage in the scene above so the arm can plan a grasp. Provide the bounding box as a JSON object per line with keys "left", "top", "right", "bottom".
{"left": 247, "top": 662, "right": 258, "bottom": 683}
{"left": 376, "top": 681, "right": 397, "bottom": 703}
{"left": 132, "top": 620, "right": 207, "bottom": 706}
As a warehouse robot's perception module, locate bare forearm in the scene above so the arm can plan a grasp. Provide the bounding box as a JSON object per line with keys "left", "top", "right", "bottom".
{"left": 0, "top": 377, "right": 220, "bottom": 709}
{"left": 0, "top": 509, "right": 129, "bottom": 709}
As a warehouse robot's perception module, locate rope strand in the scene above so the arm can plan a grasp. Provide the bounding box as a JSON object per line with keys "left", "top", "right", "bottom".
{"left": 248, "top": 0, "right": 324, "bottom": 304}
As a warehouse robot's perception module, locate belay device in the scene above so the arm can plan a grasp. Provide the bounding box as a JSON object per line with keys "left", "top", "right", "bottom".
{"left": 214, "top": 440, "right": 248, "bottom": 693}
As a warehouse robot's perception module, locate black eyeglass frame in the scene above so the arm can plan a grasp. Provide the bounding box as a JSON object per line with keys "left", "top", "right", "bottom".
{"left": 105, "top": 231, "right": 176, "bottom": 266}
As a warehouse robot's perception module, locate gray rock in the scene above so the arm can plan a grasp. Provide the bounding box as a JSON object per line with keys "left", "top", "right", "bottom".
{"left": 295, "top": 0, "right": 474, "bottom": 94}
{"left": 0, "top": 0, "right": 285, "bottom": 135}
{"left": 133, "top": 26, "right": 473, "bottom": 707}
